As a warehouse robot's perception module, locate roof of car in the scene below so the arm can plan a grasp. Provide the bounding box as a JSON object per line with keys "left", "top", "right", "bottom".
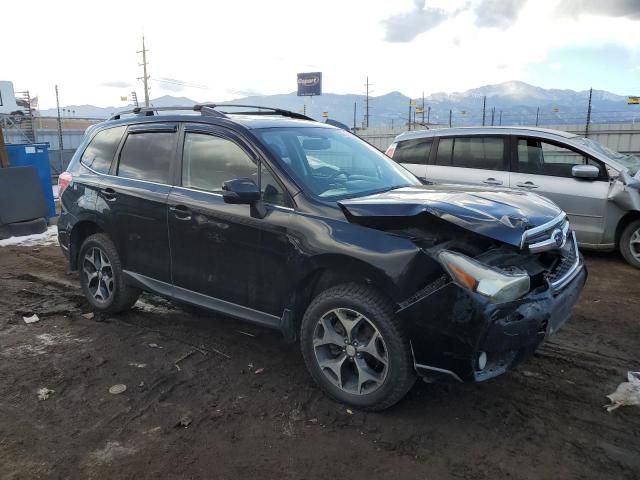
{"left": 395, "top": 126, "right": 579, "bottom": 141}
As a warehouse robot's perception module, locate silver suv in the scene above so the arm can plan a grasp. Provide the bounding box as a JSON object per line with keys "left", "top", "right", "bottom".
{"left": 386, "top": 127, "right": 640, "bottom": 268}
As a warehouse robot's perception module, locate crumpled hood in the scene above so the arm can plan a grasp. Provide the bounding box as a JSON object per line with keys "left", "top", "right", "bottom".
{"left": 338, "top": 184, "right": 563, "bottom": 247}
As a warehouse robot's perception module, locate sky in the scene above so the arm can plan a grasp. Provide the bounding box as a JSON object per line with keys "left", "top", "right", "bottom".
{"left": 3, "top": 0, "right": 640, "bottom": 109}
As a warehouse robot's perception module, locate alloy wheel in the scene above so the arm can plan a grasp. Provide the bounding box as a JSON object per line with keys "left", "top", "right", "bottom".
{"left": 313, "top": 308, "right": 389, "bottom": 395}
{"left": 630, "top": 227, "right": 640, "bottom": 262}
{"left": 82, "top": 247, "right": 114, "bottom": 303}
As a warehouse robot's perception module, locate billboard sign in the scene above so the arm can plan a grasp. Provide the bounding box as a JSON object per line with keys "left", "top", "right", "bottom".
{"left": 297, "top": 72, "right": 322, "bottom": 96}
{"left": 628, "top": 96, "right": 640, "bottom": 105}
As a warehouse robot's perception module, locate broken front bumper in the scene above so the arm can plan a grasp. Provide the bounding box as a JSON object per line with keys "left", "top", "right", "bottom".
{"left": 399, "top": 258, "right": 587, "bottom": 383}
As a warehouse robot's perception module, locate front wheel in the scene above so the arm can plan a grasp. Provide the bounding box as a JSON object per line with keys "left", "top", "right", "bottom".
{"left": 78, "top": 233, "right": 141, "bottom": 313}
{"left": 620, "top": 219, "right": 640, "bottom": 269}
{"left": 300, "top": 283, "right": 415, "bottom": 411}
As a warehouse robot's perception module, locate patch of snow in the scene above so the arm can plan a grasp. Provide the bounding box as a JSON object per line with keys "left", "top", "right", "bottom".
{"left": 0, "top": 226, "right": 58, "bottom": 247}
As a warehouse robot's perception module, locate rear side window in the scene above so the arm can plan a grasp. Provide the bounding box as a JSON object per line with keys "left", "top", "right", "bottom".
{"left": 81, "top": 126, "right": 125, "bottom": 174}
{"left": 393, "top": 138, "right": 432, "bottom": 164}
{"left": 182, "top": 133, "right": 258, "bottom": 193}
{"left": 117, "top": 132, "right": 175, "bottom": 184}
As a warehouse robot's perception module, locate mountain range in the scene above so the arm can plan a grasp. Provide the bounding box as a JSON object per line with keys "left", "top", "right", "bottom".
{"left": 39, "top": 81, "right": 639, "bottom": 128}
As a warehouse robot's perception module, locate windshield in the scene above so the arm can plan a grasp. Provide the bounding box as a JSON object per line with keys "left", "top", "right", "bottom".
{"left": 575, "top": 136, "right": 640, "bottom": 176}
{"left": 255, "top": 127, "right": 420, "bottom": 200}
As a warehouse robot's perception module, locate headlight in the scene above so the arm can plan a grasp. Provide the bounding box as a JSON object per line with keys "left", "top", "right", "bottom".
{"left": 438, "top": 250, "right": 530, "bottom": 303}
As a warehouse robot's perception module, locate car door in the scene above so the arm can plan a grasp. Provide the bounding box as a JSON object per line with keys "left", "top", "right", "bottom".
{"left": 105, "top": 123, "right": 176, "bottom": 283}
{"left": 508, "top": 136, "right": 610, "bottom": 245}
{"left": 426, "top": 136, "right": 509, "bottom": 187}
{"left": 168, "top": 124, "right": 293, "bottom": 318}
{"left": 390, "top": 137, "right": 432, "bottom": 181}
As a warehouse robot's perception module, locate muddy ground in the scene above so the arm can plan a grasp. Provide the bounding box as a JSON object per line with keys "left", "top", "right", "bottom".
{"left": 0, "top": 245, "right": 639, "bottom": 480}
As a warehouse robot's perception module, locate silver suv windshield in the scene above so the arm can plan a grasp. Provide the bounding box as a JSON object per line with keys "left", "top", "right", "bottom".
{"left": 575, "top": 136, "right": 640, "bottom": 175}
{"left": 255, "top": 127, "right": 420, "bottom": 200}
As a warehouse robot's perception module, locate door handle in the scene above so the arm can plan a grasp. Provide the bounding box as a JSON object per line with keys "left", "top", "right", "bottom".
{"left": 169, "top": 205, "right": 192, "bottom": 221}
{"left": 102, "top": 187, "right": 117, "bottom": 201}
{"left": 482, "top": 178, "right": 503, "bottom": 186}
{"left": 516, "top": 181, "right": 539, "bottom": 189}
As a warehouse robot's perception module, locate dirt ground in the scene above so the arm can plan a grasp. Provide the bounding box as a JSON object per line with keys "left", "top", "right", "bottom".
{"left": 0, "top": 244, "right": 639, "bottom": 480}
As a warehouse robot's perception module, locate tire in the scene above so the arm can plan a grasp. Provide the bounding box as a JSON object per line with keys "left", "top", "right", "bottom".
{"left": 78, "top": 233, "right": 141, "bottom": 313}
{"left": 620, "top": 219, "right": 640, "bottom": 269}
{"left": 300, "top": 283, "right": 416, "bottom": 411}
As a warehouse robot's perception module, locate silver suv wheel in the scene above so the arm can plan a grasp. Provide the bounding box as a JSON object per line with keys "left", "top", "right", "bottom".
{"left": 82, "top": 247, "right": 114, "bottom": 304}
{"left": 629, "top": 226, "right": 640, "bottom": 262}
{"left": 313, "top": 307, "right": 389, "bottom": 395}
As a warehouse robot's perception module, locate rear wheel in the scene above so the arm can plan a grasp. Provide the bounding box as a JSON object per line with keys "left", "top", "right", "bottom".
{"left": 620, "top": 220, "right": 640, "bottom": 269}
{"left": 78, "top": 233, "right": 141, "bottom": 313}
{"left": 300, "top": 283, "right": 415, "bottom": 411}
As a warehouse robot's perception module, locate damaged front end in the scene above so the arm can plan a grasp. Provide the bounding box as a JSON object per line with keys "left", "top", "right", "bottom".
{"left": 339, "top": 186, "right": 587, "bottom": 384}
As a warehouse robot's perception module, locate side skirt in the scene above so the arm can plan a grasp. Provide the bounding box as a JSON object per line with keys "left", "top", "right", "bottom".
{"left": 123, "top": 271, "right": 283, "bottom": 331}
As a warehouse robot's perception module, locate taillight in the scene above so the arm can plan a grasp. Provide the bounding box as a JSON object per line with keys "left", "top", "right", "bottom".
{"left": 385, "top": 143, "right": 397, "bottom": 158}
{"left": 58, "top": 172, "right": 73, "bottom": 198}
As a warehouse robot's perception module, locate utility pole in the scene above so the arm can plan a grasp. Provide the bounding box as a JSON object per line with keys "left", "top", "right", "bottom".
{"left": 585, "top": 87, "right": 593, "bottom": 137}
{"left": 482, "top": 95, "right": 486, "bottom": 126}
{"left": 449, "top": 109, "right": 452, "bottom": 127}
{"left": 353, "top": 102, "right": 357, "bottom": 133}
{"left": 391, "top": 119, "right": 394, "bottom": 129}
{"left": 421, "top": 91, "right": 425, "bottom": 124}
{"left": 499, "top": 110, "right": 503, "bottom": 126}
{"left": 137, "top": 35, "right": 150, "bottom": 107}
{"left": 491, "top": 107, "right": 495, "bottom": 126}
{"left": 364, "top": 76, "right": 371, "bottom": 129}
{"left": 408, "top": 103, "right": 412, "bottom": 131}
{"left": 427, "top": 106, "right": 431, "bottom": 124}
{"left": 535, "top": 106, "right": 540, "bottom": 126}
{"left": 55, "top": 85, "right": 64, "bottom": 168}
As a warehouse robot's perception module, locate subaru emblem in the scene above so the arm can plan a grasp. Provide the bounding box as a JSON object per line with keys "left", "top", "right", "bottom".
{"left": 552, "top": 228, "right": 565, "bottom": 248}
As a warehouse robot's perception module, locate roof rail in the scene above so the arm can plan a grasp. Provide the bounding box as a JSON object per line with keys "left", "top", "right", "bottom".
{"left": 109, "top": 105, "right": 226, "bottom": 120}
{"left": 108, "top": 104, "right": 315, "bottom": 122}
{"left": 196, "top": 104, "right": 315, "bottom": 121}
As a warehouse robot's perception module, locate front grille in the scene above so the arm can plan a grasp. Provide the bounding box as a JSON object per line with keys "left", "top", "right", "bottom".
{"left": 545, "top": 234, "right": 578, "bottom": 286}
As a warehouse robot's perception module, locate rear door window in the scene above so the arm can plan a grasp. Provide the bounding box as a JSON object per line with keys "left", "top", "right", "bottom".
{"left": 393, "top": 138, "right": 432, "bottom": 164}
{"left": 81, "top": 126, "right": 125, "bottom": 174}
{"left": 117, "top": 131, "right": 176, "bottom": 184}
{"left": 435, "top": 137, "right": 454, "bottom": 166}
{"left": 451, "top": 137, "right": 505, "bottom": 170}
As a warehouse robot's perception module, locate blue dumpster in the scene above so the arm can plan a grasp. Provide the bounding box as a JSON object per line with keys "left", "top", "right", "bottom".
{"left": 7, "top": 143, "right": 56, "bottom": 218}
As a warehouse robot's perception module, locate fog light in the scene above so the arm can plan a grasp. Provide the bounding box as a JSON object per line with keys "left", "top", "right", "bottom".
{"left": 477, "top": 351, "right": 488, "bottom": 370}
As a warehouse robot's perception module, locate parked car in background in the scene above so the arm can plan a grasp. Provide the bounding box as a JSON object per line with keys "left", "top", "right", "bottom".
{"left": 58, "top": 107, "right": 586, "bottom": 410}
{"left": 386, "top": 127, "right": 640, "bottom": 268}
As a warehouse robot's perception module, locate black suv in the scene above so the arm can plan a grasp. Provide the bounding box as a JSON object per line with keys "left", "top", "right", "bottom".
{"left": 58, "top": 105, "right": 586, "bottom": 410}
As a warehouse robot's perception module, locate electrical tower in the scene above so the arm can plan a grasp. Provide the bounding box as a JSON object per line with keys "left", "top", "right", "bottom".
{"left": 137, "top": 36, "right": 150, "bottom": 107}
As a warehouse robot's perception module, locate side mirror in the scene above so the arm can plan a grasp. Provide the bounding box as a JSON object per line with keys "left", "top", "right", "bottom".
{"left": 222, "top": 178, "right": 261, "bottom": 204}
{"left": 572, "top": 164, "right": 599, "bottom": 180}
